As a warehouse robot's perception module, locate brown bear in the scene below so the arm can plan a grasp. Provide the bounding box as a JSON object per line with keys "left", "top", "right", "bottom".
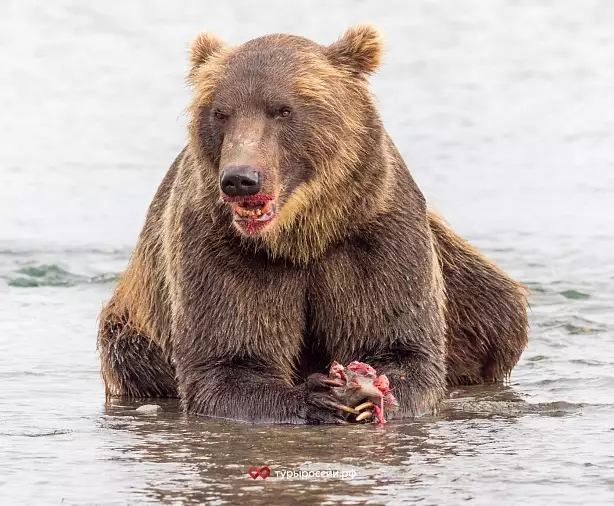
{"left": 98, "top": 25, "right": 528, "bottom": 424}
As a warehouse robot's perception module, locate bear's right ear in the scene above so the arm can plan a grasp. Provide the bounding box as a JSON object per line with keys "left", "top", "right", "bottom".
{"left": 325, "top": 24, "right": 383, "bottom": 77}
{"left": 188, "top": 32, "right": 225, "bottom": 78}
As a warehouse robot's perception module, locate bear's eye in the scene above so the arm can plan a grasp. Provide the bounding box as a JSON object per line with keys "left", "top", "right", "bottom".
{"left": 213, "top": 109, "right": 228, "bottom": 121}
{"left": 276, "top": 107, "right": 292, "bottom": 119}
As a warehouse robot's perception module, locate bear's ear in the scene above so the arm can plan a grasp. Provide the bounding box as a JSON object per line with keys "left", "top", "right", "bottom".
{"left": 326, "top": 25, "right": 383, "bottom": 76}
{"left": 189, "top": 32, "right": 225, "bottom": 75}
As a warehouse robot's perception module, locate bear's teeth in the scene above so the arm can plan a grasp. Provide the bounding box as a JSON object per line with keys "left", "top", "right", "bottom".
{"left": 231, "top": 200, "right": 275, "bottom": 222}
{"left": 236, "top": 206, "right": 266, "bottom": 218}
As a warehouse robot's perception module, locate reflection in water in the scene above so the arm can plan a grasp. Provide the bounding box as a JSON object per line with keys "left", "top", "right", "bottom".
{"left": 97, "top": 386, "right": 590, "bottom": 505}
{"left": 102, "top": 399, "right": 441, "bottom": 505}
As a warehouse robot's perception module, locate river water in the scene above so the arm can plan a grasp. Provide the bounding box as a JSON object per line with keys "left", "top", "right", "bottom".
{"left": 1, "top": 1, "right": 613, "bottom": 505}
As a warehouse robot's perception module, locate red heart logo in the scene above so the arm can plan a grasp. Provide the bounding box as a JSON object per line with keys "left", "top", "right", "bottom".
{"left": 248, "top": 466, "right": 260, "bottom": 479}
{"left": 259, "top": 466, "right": 270, "bottom": 479}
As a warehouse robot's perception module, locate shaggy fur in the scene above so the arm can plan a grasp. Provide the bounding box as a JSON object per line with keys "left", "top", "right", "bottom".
{"left": 98, "top": 25, "right": 528, "bottom": 423}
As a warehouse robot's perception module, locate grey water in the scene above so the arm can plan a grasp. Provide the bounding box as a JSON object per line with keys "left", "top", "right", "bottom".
{"left": 1, "top": 1, "right": 613, "bottom": 504}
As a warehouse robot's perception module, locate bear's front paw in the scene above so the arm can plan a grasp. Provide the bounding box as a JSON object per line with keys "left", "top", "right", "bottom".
{"left": 301, "top": 373, "right": 358, "bottom": 424}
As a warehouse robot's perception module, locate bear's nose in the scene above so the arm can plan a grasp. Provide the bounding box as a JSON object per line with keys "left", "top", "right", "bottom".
{"left": 220, "top": 165, "right": 262, "bottom": 197}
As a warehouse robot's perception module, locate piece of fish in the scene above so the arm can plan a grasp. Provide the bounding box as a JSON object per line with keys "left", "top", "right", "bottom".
{"left": 329, "top": 360, "right": 399, "bottom": 424}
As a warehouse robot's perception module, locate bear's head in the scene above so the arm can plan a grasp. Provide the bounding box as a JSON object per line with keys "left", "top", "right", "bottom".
{"left": 187, "top": 26, "right": 394, "bottom": 263}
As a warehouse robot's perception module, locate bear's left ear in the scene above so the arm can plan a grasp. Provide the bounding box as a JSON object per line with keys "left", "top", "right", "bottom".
{"left": 325, "top": 25, "right": 383, "bottom": 76}
{"left": 188, "top": 32, "right": 225, "bottom": 78}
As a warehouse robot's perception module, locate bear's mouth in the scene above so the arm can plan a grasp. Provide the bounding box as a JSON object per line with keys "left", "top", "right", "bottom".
{"left": 222, "top": 195, "right": 277, "bottom": 233}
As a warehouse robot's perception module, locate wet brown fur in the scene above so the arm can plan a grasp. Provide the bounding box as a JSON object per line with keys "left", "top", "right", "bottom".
{"left": 98, "top": 26, "right": 528, "bottom": 423}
